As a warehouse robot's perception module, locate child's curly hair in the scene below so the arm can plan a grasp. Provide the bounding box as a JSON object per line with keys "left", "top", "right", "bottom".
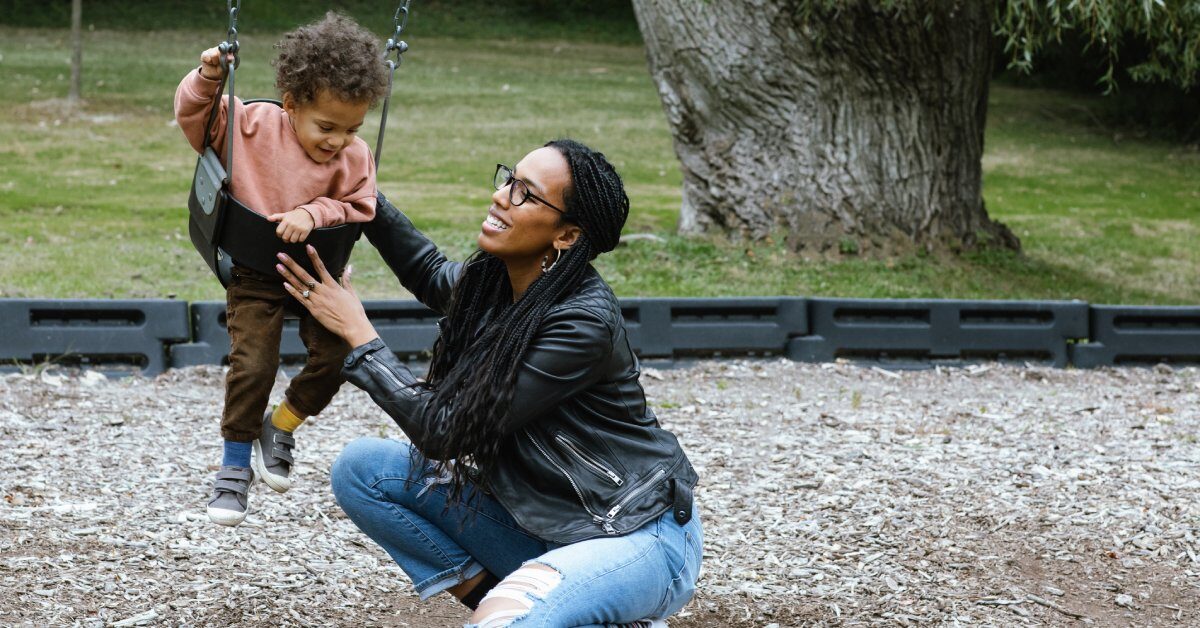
{"left": 273, "top": 11, "right": 390, "bottom": 107}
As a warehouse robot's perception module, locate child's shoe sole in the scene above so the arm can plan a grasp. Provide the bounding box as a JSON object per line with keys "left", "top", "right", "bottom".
{"left": 207, "top": 504, "right": 248, "bottom": 526}
{"left": 253, "top": 438, "right": 293, "bottom": 494}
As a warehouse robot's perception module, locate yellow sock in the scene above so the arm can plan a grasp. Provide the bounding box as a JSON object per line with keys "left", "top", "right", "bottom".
{"left": 271, "top": 401, "right": 306, "bottom": 433}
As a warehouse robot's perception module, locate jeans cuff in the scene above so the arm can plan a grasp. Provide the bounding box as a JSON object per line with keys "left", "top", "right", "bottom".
{"left": 415, "top": 559, "right": 486, "bottom": 601}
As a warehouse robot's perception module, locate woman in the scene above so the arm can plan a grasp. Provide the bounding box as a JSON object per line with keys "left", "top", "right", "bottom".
{"left": 275, "top": 140, "right": 702, "bottom": 627}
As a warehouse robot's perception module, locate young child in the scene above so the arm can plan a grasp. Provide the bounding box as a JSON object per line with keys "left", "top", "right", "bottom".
{"left": 174, "top": 12, "right": 391, "bottom": 526}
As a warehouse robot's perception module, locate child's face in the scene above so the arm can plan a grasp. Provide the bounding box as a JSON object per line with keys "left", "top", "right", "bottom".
{"left": 283, "top": 90, "right": 370, "bottom": 164}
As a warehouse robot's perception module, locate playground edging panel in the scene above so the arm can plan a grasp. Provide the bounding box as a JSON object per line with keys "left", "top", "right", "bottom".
{"left": 1, "top": 298, "right": 1197, "bottom": 375}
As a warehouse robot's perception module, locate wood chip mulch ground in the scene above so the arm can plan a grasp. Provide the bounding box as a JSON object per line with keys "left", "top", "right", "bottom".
{"left": 2, "top": 360, "right": 1198, "bottom": 626}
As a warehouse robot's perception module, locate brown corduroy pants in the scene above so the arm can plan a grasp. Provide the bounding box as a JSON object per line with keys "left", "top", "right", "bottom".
{"left": 221, "top": 265, "right": 350, "bottom": 442}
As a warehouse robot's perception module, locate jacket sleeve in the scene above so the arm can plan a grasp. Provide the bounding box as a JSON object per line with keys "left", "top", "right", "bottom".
{"left": 363, "top": 193, "right": 462, "bottom": 314}
{"left": 342, "top": 306, "right": 614, "bottom": 459}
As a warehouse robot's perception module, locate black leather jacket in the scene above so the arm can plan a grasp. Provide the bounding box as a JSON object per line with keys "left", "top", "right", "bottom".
{"left": 340, "top": 196, "right": 699, "bottom": 544}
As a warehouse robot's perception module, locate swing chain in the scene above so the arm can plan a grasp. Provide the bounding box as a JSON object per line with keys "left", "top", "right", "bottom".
{"left": 384, "top": 1, "right": 412, "bottom": 68}
{"left": 375, "top": 1, "right": 412, "bottom": 167}
{"left": 218, "top": 0, "right": 241, "bottom": 71}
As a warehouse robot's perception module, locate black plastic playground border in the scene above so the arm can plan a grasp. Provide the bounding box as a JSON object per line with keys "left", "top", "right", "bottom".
{"left": 0, "top": 298, "right": 1196, "bottom": 376}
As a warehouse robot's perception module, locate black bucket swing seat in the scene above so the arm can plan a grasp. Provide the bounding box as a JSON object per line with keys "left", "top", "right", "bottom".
{"left": 186, "top": 97, "right": 362, "bottom": 287}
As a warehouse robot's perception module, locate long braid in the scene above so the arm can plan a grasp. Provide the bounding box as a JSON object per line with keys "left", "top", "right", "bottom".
{"left": 416, "top": 140, "right": 629, "bottom": 509}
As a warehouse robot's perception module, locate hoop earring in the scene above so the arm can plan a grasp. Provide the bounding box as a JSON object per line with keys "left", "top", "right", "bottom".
{"left": 541, "top": 248, "right": 563, "bottom": 274}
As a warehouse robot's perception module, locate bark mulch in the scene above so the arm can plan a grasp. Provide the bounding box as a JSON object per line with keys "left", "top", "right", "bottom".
{"left": 2, "top": 360, "right": 1197, "bottom": 626}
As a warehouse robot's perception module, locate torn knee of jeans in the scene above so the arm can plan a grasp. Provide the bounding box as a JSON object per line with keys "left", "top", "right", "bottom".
{"left": 468, "top": 564, "right": 563, "bottom": 627}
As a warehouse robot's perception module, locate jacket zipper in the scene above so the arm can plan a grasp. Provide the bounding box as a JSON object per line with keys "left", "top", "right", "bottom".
{"left": 525, "top": 431, "right": 616, "bottom": 534}
{"left": 363, "top": 353, "right": 407, "bottom": 393}
{"left": 554, "top": 434, "right": 623, "bottom": 487}
{"left": 606, "top": 468, "right": 667, "bottom": 520}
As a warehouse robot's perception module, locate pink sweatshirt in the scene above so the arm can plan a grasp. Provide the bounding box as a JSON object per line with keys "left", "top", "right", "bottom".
{"left": 174, "top": 69, "right": 375, "bottom": 228}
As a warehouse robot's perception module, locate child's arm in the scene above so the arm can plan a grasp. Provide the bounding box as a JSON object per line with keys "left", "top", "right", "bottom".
{"left": 295, "top": 191, "right": 377, "bottom": 228}
{"left": 280, "top": 150, "right": 377, "bottom": 230}
{"left": 267, "top": 146, "right": 376, "bottom": 242}
{"left": 267, "top": 188, "right": 375, "bottom": 243}
{"left": 173, "top": 47, "right": 235, "bottom": 155}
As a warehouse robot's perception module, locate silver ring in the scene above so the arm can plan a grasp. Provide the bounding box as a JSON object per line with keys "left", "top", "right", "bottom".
{"left": 306, "top": 281, "right": 316, "bottom": 289}
{"left": 301, "top": 289, "right": 311, "bottom": 299}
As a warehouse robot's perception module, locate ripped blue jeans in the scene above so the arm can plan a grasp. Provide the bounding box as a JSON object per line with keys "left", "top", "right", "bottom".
{"left": 330, "top": 437, "right": 703, "bottom": 627}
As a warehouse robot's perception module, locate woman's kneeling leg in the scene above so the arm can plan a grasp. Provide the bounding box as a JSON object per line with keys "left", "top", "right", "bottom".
{"left": 466, "top": 509, "right": 702, "bottom": 627}
{"left": 330, "top": 437, "right": 546, "bottom": 601}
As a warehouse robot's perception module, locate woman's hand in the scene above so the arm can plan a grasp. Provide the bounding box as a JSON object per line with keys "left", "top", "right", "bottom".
{"left": 276, "top": 245, "right": 380, "bottom": 347}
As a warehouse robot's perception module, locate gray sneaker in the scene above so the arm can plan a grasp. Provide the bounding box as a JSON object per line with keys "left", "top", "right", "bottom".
{"left": 253, "top": 410, "right": 296, "bottom": 493}
{"left": 207, "top": 465, "right": 254, "bottom": 526}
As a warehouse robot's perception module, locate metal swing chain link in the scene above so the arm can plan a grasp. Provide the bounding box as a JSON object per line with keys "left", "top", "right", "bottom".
{"left": 218, "top": 0, "right": 240, "bottom": 187}
{"left": 218, "top": 0, "right": 241, "bottom": 71}
{"left": 376, "top": 1, "right": 413, "bottom": 166}
{"left": 385, "top": 1, "right": 412, "bottom": 66}
{"left": 201, "top": 0, "right": 240, "bottom": 156}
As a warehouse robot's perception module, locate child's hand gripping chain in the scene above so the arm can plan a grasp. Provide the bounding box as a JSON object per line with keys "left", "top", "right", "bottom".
{"left": 198, "top": 46, "right": 233, "bottom": 81}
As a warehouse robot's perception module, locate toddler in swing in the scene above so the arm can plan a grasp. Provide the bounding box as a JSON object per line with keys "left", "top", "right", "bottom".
{"left": 173, "top": 12, "right": 391, "bottom": 526}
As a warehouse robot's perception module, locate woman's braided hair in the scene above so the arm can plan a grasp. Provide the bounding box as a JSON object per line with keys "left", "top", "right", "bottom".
{"left": 421, "top": 139, "right": 630, "bottom": 507}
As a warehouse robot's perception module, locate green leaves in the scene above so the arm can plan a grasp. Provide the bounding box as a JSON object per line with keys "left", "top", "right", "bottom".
{"left": 995, "top": 0, "right": 1200, "bottom": 91}
{"left": 794, "top": 0, "right": 1199, "bottom": 91}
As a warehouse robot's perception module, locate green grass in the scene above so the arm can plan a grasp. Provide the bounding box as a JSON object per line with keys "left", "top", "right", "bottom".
{"left": 0, "top": 26, "right": 1197, "bottom": 304}
{"left": 0, "top": 0, "right": 644, "bottom": 44}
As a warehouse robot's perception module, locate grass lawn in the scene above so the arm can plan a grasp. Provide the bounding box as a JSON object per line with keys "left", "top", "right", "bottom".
{"left": 0, "top": 26, "right": 1197, "bottom": 304}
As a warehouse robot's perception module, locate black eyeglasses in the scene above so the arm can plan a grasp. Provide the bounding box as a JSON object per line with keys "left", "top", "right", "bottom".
{"left": 493, "top": 164, "right": 566, "bottom": 214}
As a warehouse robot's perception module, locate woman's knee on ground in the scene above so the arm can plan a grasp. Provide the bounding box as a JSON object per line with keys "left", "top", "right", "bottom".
{"left": 467, "top": 563, "right": 562, "bottom": 627}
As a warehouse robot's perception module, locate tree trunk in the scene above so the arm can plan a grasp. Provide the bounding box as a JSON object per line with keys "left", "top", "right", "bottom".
{"left": 69, "top": 0, "right": 83, "bottom": 104}
{"left": 632, "top": 0, "right": 1019, "bottom": 257}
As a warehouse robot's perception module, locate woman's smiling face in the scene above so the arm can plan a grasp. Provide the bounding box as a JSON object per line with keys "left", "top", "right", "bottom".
{"left": 478, "top": 147, "right": 575, "bottom": 263}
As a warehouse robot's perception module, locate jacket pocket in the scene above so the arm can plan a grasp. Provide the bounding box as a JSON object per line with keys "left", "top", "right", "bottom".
{"left": 554, "top": 432, "right": 624, "bottom": 487}
{"left": 605, "top": 466, "right": 667, "bottom": 520}
{"left": 525, "top": 429, "right": 616, "bottom": 534}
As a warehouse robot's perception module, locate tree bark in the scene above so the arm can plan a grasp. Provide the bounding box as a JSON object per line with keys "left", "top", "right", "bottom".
{"left": 632, "top": 0, "right": 1019, "bottom": 256}
{"left": 69, "top": 0, "right": 83, "bottom": 104}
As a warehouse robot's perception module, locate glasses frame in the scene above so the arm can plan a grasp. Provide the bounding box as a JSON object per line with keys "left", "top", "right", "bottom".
{"left": 494, "top": 164, "right": 566, "bottom": 215}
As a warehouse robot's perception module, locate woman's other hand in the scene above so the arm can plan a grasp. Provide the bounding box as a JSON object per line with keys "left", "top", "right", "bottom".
{"left": 276, "top": 246, "right": 380, "bottom": 347}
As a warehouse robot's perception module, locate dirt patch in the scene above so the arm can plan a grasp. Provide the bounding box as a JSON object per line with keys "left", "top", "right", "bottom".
{"left": 1, "top": 361, "right": 1198, "bottom": 626}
